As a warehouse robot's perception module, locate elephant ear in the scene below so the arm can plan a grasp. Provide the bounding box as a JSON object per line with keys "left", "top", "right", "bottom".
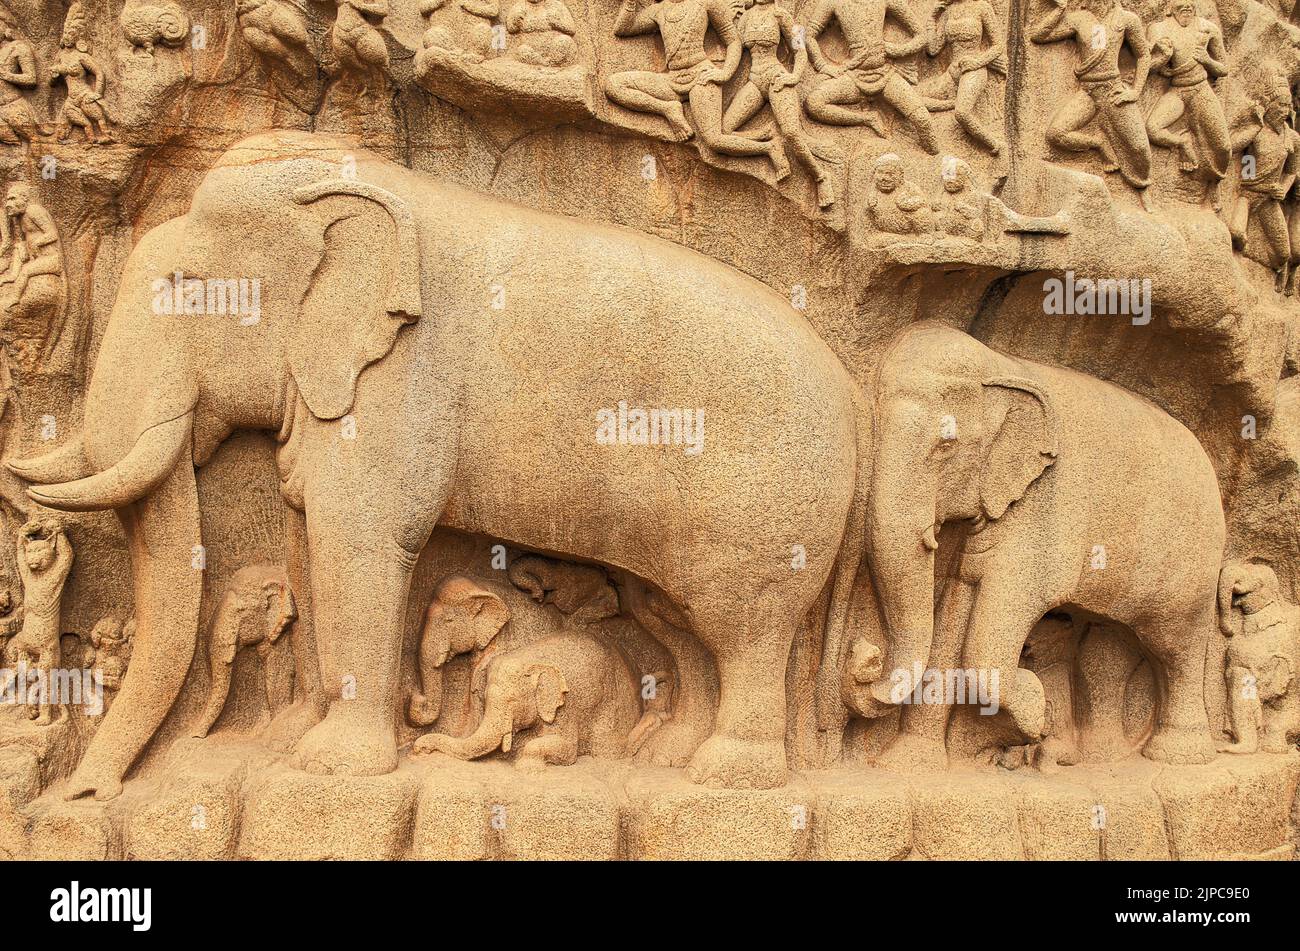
{"left": 979, "top": 376, "right": 1058, "bottom": 521}
{"left": 289, "top": 180, "right": 423, "bottom": 421}
{"left": 465, "top": 589, "right": 510, "bottom": 651}
{"left": 261, "top": 580, "right": 297, "bottom": 643}
{"left": 530, "top": 664, "right": 568, "bottom": 724}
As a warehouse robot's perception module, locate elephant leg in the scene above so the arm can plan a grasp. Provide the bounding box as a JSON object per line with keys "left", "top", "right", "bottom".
{"left": 621, "top": 580, "right": 718, "bottom": 767}
{"left": 959, "top": 581, "right": 1053, "bottom": 742}
{"left": 265, "top": 505, "right": 328, "bottom": 752}
{"left": 874, "top": 575, "right": 974, "bottom": 773}
{"left": 515, "top": 731, "right": 578, "bottom": 771}
{"left": 290, "top": 500, "right": 422, "bottom": 777}
{"left": 685, "top": 589, "right": 796, "bottom": 789}
{"left": 1141, "top": 607, "right": 1214, "bottom": 765}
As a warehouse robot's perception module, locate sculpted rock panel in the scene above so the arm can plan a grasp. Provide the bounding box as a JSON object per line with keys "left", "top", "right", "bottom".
{"left": 0, "top": 0, "right": 1297, "bottom": 863}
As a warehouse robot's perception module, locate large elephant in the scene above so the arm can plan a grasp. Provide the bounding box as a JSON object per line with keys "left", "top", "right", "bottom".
{"left": 12, "top": 130, "right": 869, "bottom": 797}
{"left": 847, "top": 322, "right": 1222, "bottom": 768}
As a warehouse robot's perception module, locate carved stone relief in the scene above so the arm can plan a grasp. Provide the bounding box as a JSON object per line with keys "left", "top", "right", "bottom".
{"left": 0, "top": 0, "right": 1296, "bottom": 864}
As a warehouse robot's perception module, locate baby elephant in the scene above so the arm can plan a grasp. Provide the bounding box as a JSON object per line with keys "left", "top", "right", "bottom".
{"left": 193, "top": 565, "right": 297, "bottom": 738}
{"left": 412, "top": 631, "right": 651, "bottom": 769}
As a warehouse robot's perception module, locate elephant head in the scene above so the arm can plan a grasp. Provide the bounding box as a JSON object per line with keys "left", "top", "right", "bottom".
{"left": 4, "top": 133, "right": 423, "bottom": 798}
{"left": 860, "top": 323, "right": 1057, "bottom": 714}
{"left": 507, "top": 554, "right": 618, "bottom": 623}
{"left": 407, "top": 575, "right": 510, "bottom": 727}
{"left": 193, "top": 564, "right": 297, "bottom": 738}
{"left": 1218, "top": 561, "right": 1281, "bottom": 636}
{"left": 416, "top": 651, "right": 568, "bottom": 760}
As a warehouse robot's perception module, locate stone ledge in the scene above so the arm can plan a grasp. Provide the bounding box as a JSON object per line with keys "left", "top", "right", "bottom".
{"left": 2, "top": 750, "right": 1295, "bottom": 860}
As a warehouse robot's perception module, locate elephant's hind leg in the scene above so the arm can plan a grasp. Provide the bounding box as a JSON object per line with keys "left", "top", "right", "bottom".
{"left": 1140, "top": 609, "right": 1215, "bottom": 765}
{"left": 621, "top": 580, "right": 718, "bottom": 767}
{"left": 684, "top": 590, "right": 797, "bottom": 789}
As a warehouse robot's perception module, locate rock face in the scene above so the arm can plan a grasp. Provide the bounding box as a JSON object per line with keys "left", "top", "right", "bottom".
{"left": 0, "top": 0, "right": 1297, "bottom": 861}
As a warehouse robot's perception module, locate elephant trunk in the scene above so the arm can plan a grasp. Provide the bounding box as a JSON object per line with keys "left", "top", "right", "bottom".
{"left": 407, "top": 651, "right": 446, "bottom": 728}
{"left": 65, "top": 458, "right": 202, "bottom": 799}
{"left": 859, "top": 485, "right": 937, "bottom": 714}
{"left": 429, "top": 707, "right": 514, "bottom": 760}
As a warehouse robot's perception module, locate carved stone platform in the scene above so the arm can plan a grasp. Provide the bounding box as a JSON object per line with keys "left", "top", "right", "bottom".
{"left": 2, "top": 742, "right": 1295, "bottom": 861}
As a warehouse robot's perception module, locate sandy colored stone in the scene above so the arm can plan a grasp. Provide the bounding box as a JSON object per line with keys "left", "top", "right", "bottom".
{"left": 626, "top": 768, "right": 814, "bottom": 861}
{"left": 810, "top": 768, "right": 912, "bottom": 860}
{"left": 239, "top": 767, "right": 419, "bottom": 860}
{"left": 2, "top": 0, "right": 1300, "bottom": 864}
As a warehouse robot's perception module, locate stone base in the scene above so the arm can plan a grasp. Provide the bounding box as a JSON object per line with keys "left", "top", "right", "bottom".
{"left": 2, "top": 744, "right": 1296, "bottom": 860}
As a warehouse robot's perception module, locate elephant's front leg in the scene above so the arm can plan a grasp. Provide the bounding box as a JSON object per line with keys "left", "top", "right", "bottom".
{"left": 874, "top": 576, "right": 973, "bottom": 773}
{"left": 959, "top": 580, "right": 1053, "bottom": 744}
{"left": 515, "top": 729, "right": 579, "bottom": 772}
{"left": 290, "top": 501, "right": 423, "bottom": 777}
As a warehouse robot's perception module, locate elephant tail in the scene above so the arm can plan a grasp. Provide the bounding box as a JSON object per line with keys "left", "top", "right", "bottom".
{"left": 814, "top": 393, "right": 875, "bottom": 735}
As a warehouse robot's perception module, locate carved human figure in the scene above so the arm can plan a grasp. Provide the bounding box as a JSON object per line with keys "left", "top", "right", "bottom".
{"left": 925, "top": 0, "right": 1006, "bottom": 155}
{"left": 412, "top": 631, "right": 653, "bottom": 770}
{"left": 50, "top": 4, "right": 117, "bottom": 144}
{"left": 193, "top": 565, "right": 297, "bottom": 738}
{"left": 722, "top": 0, "right": 837, "bottom": 207}
{"left": 89, "top": 616, "right": 134, "bottom": 709}
{"left": 866, "top": 152, "right": 933, "bottom": 234}
{"left": 505, "top": 0, "right": 578, "bottom": 67}
{"left": 406, "top": 575, "right": 510, "bottom": 727}
{"left": 1029, "top": 0, "right": 1153, "bottom": 193}
{"left": 606, "top": 0, "right": 791, "bottom": 178}
{"left": 1145, "top": 0, "right": 1230, "bottom": 184}
{"left": 1229, "top": 83, "right": 1300, "bottom": 292}
{"left": 803, "top": 0, "right": 939, "bottom": 154}
{"left": 330, "top": 0, "right": 391, "bottom": 100}
{"left": 0, "top": 16, "right": 47, "bottom": 145}
{"left": 0, "top": 183, "right": 63, "bottom": 315}
{"left": 10, "top": 519, "right": 72, "bottom": 726}
{"left": 933, "top": 155, "right": 986, "bottom": 239}
{"left": 420, "top": 0, "right": 500, "bottom": 63}
{"left": 1217, "top": 562, "right": 1300, "bottom": 754}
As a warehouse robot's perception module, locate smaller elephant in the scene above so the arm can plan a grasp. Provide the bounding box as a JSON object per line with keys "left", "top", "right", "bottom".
{"left": 412, "top": 631, "right": 652, "bottom": 769}
{"left": 1217, "top": 561, "right": 1300, "bottom": 754}
{"left": 193, "top": 565, "right": 297, "bottom": 738}
{"left": 407, "top": 575, "right": 511, "bottom": 727}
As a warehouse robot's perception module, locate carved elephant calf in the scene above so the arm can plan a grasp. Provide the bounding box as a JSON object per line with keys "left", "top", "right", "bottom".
{"left": 1218, "top": 561, "right": 1300, "bottom": 754}
{"left": 193, "top": 565, "right": 297, "bottom": 738}
{"left": 850, "top": 322, "right": 1223, "bottom": 769}
{"left": 412, "top": 630, "right": 649, "bottom": 769}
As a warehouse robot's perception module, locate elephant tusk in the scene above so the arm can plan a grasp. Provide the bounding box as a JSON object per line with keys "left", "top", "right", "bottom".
{"left": 6, "top": 437, "right": 92, "bottom": 483}
{"left": 921, "top": 524, "right": 939, "bottom": 551}
{"left": 501, "top": 731, "right": 513, "bottom": 753}
{"left": 27, "top": 413, "right": 194, "bottom": 512}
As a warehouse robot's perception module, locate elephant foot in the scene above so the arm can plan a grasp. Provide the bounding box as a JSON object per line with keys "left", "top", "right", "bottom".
{"left": 291, "top": 705, "right": 398, "bottom": 776}
{"left": 999, "top": 669, "right": 1046, "bottom": 741}
{"left": 632, "top": 713, "right": 707, "bottom": 767}
{"left": 63, "top": 767, "right": 124, "bottom": 802}
{"left": 685, "top": 735, "right": 787, "bottom": 789}
{"left": 262, "top": 700, "right": 326, "bottom": 754}
{"left": 1143, "top": 726, "right": 1214, "bottom": 765}
{"left": 872, "top": 732, "right": 948, "bottom": 774}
